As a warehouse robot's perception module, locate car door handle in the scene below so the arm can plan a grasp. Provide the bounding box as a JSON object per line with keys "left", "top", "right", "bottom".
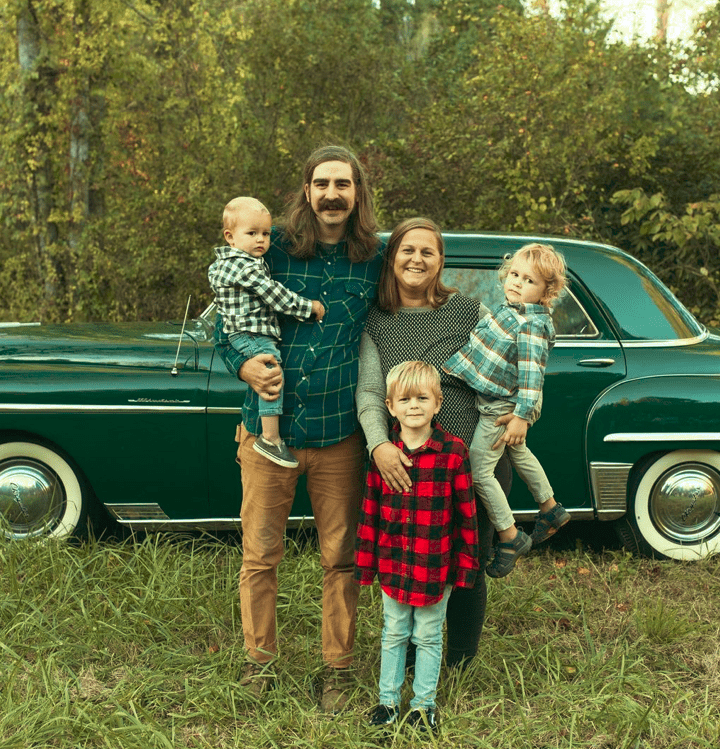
{"left": 577, "top": 358, "right": 616, "bottom": 368}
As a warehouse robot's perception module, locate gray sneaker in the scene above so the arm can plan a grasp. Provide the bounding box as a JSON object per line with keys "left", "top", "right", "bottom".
{"left": 253, "top": 436, "right": 299, "bottom": 468}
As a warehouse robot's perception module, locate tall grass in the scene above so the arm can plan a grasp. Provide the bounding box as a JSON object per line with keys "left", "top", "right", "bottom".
{"left": 1, "top": 534, "right": 718, "bottom": 748}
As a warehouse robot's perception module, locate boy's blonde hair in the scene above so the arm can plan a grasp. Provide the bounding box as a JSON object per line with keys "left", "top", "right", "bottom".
{"left": 222, "top": 196, "right": 270, "bottom": 233}
{"left": 499, "top": 243, "right": 567, "bottom": 306}
{"left": 385, "top": 360, "right": 443, "bottom": 402}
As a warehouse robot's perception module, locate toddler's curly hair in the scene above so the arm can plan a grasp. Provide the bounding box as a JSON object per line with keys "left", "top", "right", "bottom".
{"left": 498, "top": 243, "right": 567, "bottom": 306}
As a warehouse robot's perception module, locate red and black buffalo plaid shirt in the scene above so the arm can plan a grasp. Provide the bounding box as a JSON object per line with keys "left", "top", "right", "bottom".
{"left": 355, "top": 421, "right": 479, "bottom": 607}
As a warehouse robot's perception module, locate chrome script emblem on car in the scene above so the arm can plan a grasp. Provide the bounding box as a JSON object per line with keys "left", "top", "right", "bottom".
{"left": 127, "top": 398, "right": 191, "bottom": 404}
{"left": 10, "top": 482, "right": 31, "bottom": 521}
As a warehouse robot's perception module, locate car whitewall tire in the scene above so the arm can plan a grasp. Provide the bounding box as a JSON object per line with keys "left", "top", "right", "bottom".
{"left": 0, "top": 441, "right": 86, "bottom": 540}
{"left": 631, "top": 450, "right": 720, "bottom": 560}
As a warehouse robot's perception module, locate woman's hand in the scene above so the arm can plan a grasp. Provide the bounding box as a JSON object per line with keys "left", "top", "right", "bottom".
{"left": 372, "top": 442, "right": 413, "bottom": 492}
{"left": 239, "top": 354, "right": 282, "bottom": 401}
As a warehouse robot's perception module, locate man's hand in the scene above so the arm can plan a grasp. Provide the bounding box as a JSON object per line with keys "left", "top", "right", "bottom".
{"left": 372, "top": 442, "right": 413, "bottom": 492}
{"left": 311, "top": 300, "right": 325, "bottom": 321}
{"left": 492, "top": 414, "right": 529, "bottom": 449}
{"left": 239, "top": 354, "right": 282, "bottom": 402}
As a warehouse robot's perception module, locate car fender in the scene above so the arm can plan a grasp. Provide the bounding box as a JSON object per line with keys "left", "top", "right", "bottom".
{"left": 585, "top": 374, "right": 720, "bottom": 558}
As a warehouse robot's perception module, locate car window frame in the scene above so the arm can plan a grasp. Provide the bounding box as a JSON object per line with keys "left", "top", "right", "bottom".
{"left": 441, "top": 263, "right": 605, "bottom": 342}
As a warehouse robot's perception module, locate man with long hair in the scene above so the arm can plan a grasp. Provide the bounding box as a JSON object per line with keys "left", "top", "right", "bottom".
{"left": 214, "top": 145, "right": 383, "bottom": 713}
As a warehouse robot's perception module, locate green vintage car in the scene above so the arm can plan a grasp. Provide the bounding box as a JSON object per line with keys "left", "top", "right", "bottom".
{"left": 2, "top": 234, "right": 719, "bottom": 560}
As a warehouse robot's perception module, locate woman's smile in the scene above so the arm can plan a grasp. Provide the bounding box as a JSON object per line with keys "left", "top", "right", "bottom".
{"left": 392, "top": 228, "right": 442, "bottom": 303}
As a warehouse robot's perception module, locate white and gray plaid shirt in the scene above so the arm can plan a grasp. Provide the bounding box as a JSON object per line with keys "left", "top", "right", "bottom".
{"left": 208, "top": 246, "right": 313, "bottom": 340}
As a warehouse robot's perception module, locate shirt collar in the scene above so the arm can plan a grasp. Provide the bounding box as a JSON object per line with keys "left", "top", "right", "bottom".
{"left": 213, "top": 245, "right": 259, "bottom": 262}
{"left": 505, "top": 300, "right": 549, "bottom": 315}
{"left": 315, "top": 239, "right": 347, "bottom": 258}
{"left": 390, "top": 419, "right": 446, "bottom": 454}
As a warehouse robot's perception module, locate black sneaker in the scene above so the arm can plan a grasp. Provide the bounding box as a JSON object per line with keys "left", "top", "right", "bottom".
{"left": 253, "top": 436, "right": 299, "bottom": 468}
{"left": 368, "top": 704, "right": 399, "bottom": 727}
{"left": 407, "top": 707, "right": 439, "bottom": 733}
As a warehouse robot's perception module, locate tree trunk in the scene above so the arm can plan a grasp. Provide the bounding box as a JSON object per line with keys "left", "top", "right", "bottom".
{"left": 656, "top": 0, "right": 670, "bottom": 42}
{"left": 17, "top": 1, "right": 62, "bottom": 317}
{"left": 69, "top": 0, "right": 106, "bottom": 256}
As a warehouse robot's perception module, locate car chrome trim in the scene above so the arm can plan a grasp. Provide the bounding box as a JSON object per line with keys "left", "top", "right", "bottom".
{"left": 0, "top": 404, "right": 203, "bottom": 414}
{"left": 590, "top": 462, "right": 631, "bottom": 519}
{"left": 106, "top": 503, "right": 171, "bottom": 520}
{"left": 110, "top": 510, "right": 606, "bottom": 530}
{"left": 513, "top": 508, "right": 595, "bottom": 522}
{"left": 109, "top": 514, "right": 314, "bottom": 530}
{"left": 555, "top": 333, "right": 707, "bottom": 348}
{"left": 554, "top": 340, "right": 621, "bottom": 348}
{"left": 619, "top": 330, "right": 708, "bottom": 347}
{"left": 207, "top": 407, "right": 243, "bottom": 415}
{"left": 577, "top": 358, "right": 616, "bottom": 367}
{"left": 604, "top": 432, "right": 720, "bottom": 443}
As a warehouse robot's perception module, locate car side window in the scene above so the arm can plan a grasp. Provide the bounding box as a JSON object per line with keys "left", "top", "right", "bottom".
{"left": 441, "top": 267, "right": 598, "bottom": 339}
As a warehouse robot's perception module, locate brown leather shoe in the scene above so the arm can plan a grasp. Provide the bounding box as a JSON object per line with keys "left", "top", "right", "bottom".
{"left": 320, "top": 667, "right": 355, "bottom": 714}
{"left": 239, "top": 661, "right": 275, "bottom": 697}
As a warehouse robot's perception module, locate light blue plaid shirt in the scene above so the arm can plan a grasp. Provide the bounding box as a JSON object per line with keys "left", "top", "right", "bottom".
{"left": 443, "top": 302, "right": 554, "bottom": 422}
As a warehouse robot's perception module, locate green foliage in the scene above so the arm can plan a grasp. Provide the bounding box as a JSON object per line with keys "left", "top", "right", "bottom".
{"left": 372, "top": 1, "right": 694, "bottom": 236}
{"left": 0, "top": 0, "right": 398, "bottom": 322}
{"left": 1, "top": 0, "right": 720, "bottom": 323}
{"left": 612, "top": 189, "right": 720, "bottom": 325}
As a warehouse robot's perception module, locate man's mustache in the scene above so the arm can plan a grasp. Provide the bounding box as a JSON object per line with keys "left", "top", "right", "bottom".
{"left": 318, "top": 197, "right": 348, "bottom": 211}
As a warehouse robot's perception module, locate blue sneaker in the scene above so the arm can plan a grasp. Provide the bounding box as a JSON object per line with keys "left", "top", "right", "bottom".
{"left": 486, "top": 528, "right": 532, "bottom": 578}
{"left": 531, "top": 503, "right": 571, "bottom": 546}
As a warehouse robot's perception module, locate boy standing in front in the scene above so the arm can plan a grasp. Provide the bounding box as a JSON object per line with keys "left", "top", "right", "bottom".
{"left": 209, "top": 196, "right": 324, "bottom": 468}
{"left": 355, "top": 360, "right": 479, "bottom": 734}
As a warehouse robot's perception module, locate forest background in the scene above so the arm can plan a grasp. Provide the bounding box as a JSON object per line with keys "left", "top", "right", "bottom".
{"left": 1, "top": 0, "right": 719, "bottom": 326}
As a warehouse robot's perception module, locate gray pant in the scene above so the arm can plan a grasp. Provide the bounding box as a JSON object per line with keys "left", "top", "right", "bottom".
{"left": 468, "top": 396, "right": 554, "bottom": 532}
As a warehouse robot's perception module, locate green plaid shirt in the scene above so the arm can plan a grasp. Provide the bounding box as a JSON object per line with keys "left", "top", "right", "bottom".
{"left": 214, "top": 227, "right": 383, "bottom": 448}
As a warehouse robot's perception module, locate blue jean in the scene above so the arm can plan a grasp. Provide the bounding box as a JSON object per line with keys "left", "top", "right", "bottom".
{"left": 228, "top": 331, "right": 283, "bottom": 418}
{"left": 378, "top": 587, "right": 452, "bottom": 710}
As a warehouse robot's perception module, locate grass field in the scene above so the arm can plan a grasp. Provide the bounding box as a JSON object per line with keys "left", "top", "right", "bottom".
{"left": 1, "top": 532, "right": 718, "bottom": 748}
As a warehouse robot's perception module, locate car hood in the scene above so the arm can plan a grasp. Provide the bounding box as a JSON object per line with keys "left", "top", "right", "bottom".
{"left": 0, "top": 320, "right": 208, "bottom": 370}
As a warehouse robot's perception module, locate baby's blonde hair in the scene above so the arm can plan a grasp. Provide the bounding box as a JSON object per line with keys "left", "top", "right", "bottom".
{"left": 386, "top": 360, "right": 442, "bottom": 402}
{"left": 499, "top": 243, "right": 567, "bottom": 306}
{"left": 222, "top": 196, "right": 270, "bottom": 233}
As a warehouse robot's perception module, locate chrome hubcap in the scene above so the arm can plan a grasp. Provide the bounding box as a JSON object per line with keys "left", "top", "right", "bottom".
{"left": 650, "top": 463, "right": 720, "bottom": 544}
{"left": 0, "top": 459, "right": 66, "bottom": 537}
